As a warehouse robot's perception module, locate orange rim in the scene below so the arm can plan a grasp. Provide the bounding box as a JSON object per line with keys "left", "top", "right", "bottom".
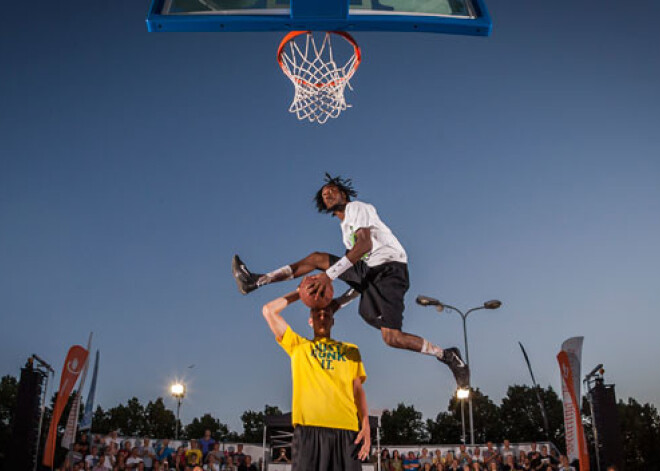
{"left": 277, "top": 31, "right": 361, "bottom": 88}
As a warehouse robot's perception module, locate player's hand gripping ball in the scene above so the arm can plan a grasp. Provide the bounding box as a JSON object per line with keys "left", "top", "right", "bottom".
{"left": 299, "top": 276, "right": 334, "bottom": 309}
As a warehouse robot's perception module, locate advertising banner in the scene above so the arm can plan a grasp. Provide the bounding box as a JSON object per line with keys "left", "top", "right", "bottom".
{"left": 80, "top": 350, "right": 100, "bottom": 431}
{"left": 557, "top": 336, "right": 589, "bottom": 470}
{"left": 43, "top": 345, "right": 89, "bottom": 467}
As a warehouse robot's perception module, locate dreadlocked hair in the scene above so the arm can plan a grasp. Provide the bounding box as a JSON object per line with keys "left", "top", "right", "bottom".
{"left": 314, "top": 173, "right": 358, "bottom": 213}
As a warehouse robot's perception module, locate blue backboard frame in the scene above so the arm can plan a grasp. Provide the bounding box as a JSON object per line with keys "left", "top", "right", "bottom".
{"left": 146, "top": 0, "right": 492, "bottom": 35}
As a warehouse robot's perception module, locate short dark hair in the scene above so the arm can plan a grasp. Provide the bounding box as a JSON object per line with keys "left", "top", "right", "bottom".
{"left": 314, "top": 173, "right": 358, "bottom": 213}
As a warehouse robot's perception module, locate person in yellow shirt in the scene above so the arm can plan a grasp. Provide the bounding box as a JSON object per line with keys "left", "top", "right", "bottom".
{"left": 185, "top": 441, "right": 203, "bottom": 470}
{"left": 262, "top": 289, "right": 371, "bottom": 471}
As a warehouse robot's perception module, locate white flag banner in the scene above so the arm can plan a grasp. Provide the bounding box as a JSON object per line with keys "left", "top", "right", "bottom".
{"left": 61, "top": 394, "right": 82, "bottom": 449}
{"left": 80, "top": 350, "right": 100, "bottom": 431}
{"left": 557, "top": 336, "right": 589, "bottom": 470}
{"left": 561, "top": 337, "right": 584, "bottom": 400}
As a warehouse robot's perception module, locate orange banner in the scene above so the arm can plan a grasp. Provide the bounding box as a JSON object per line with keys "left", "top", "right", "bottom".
{"left": 43, "top": 345, "right": 89, "bottom": 468}
{"left": 557, "top": 350, "right": 590, "bottom": 471}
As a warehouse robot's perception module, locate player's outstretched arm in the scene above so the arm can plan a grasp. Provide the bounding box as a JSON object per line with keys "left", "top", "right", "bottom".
{"left": 262, "top": 290, "right": 300, "bottom": 341}
{"left": 353, "top": 377, "right": 371, "bottom": 461}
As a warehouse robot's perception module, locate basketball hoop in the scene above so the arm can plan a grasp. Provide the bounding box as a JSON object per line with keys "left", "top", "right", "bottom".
{"left": 277, "top": 31, "right": 361, "bottom": 124}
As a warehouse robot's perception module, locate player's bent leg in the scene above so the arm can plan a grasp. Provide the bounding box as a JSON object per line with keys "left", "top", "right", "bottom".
{"left": 232, "top": 252, "right": 335, "bottom": 295}
{"left": 380, "top": 327, "right": 470, "bottom": 389}
{"left": 289, "top": 251, "right": 333, "bottom": 277}
{"left": 380, "top": 328, "right": 424, "bottom": 351}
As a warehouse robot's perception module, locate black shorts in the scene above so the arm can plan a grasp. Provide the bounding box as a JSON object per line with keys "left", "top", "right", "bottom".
{"left": 292, "top": 425, "right": 362, "bottom": 471}
{"left": 330, "top": 255, "right": 409, "bottom": 330}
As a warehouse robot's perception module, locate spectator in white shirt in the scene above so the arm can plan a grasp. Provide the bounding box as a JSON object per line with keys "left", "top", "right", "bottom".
{"left": 204, "top": 454, "right": 221, "bottom": 471}
{"left": 141, "top": 438, "right": 156, "bottom": 471}
{"left": 472, "top": 447, "right": 483, "bottom": 464}
{"left": 105, "top": 431, "right": 120, "bottom": 450}
{"left": 85, "top": 445, "right": 99, "bottom": 469}
{"left": 418, "top": 448, "right": 433, "bottom": 468}
{"left": 92, "top": 454, "right": 113, "bottom": 471}
{"left": 501, "top": 440, "right": 516, "bottom": 461}
{"left": 126, "top": 447, "right": 145, "bottom": 470}
{"left": 558, "top": 455, "right": 575, "bottom": 471}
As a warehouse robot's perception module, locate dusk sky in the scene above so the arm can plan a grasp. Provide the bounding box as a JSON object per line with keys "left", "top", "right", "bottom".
{"left": 1, "top": 0, "right": 659, "bottom": 434}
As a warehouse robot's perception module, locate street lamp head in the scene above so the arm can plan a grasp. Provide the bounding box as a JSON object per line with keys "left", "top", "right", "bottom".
{"left": 416, "top": 295, "right": 442, "bottom": 307}
{"left": 483, "top": 300, "right": 502, "bottom": 310}
{"left": 457, "top": 388, "right": 470, "bottom": 399}
{"left": 171, "top": 383, "right": 185, "bottom": 398}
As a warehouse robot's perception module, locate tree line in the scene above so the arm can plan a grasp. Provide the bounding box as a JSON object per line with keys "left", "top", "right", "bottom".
{"left": 89, "top": 399, "right": 284, "bottom": 444}
{"left": 0, "top": 375, "right": 658, "bottom": 470}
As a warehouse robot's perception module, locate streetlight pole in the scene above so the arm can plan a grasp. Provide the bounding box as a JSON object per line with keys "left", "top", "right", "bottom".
{"left": 416, "top": 296, "right": 502, "bottom": 447}
{"left": 176, "top": 397, "right": 182, "bottom": 439}
{"left": 171, "top": 383, "right": 186, "bottom": 440}
{"left": 370, "top": 408, "right": 385, "bottom": 471}
{"left": 461, "top": 399, "right": 466, "bottom": 444}
{"left": 457, "top": 387, "right": 469, "bottom": 444}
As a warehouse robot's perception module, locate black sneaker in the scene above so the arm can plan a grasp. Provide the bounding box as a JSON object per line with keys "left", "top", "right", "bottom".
{"left": 232, "top": 255, "right": 262, "bottom": 295}
{"left": 439, "top": 347, "right": 470, "bottom": 389}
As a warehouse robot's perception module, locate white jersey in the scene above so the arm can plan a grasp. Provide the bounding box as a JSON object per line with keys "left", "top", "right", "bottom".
{"left": 340, "top": 201, "right": 407, "bottom": 267}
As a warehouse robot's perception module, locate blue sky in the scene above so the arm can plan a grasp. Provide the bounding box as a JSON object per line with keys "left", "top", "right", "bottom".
{"left": 1, "top": 0, "right": 659, "bottom": 433}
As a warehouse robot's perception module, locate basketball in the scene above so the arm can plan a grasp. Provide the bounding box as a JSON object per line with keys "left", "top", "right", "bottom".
{"left": 299, "top": 276, "right": 334, "bottom": 309}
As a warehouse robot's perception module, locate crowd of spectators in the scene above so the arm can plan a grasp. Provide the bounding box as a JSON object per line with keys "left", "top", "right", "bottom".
{"left": 375, "top": 441, "right": 577, "bottom": 471}
{"left": 61, "top": 432, "right": 585, "bottom": 471}
{"left": 61, "top": 430, "right": 259, "bottom": 471}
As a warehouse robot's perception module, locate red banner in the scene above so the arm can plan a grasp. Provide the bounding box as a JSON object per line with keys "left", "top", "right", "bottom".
{"left": 43, "top": 345, "right": 89, "bottom": 467}
{"left": 557, "top": 349, "right": 590, "bottom": 471}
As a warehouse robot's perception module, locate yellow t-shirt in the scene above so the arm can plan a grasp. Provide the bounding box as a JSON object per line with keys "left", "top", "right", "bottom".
{"left": 185, "top": 449, "right": 202, "bottom": 466}
{"left": 278, "top": 326, "right": 367, "bottom": 431}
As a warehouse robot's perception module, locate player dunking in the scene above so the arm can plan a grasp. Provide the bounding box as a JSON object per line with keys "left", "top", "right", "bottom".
{"left": 232, "top": 173, "right": 469, "bottom": 388}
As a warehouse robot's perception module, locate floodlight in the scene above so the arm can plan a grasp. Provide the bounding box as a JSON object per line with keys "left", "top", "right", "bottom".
{"left": 457, "top": 388, "right": 470, "bottom": 399}
{"left": 171, "top": 383, "right": 185, "bottom": 397}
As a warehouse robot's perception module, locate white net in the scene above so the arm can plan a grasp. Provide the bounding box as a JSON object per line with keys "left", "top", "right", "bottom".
{"left": 278, "top": 32, "right": 360, "bottom": 124}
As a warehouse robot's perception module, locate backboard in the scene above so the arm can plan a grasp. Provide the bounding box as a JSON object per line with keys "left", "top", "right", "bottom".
{"left": 146, "top": 0, "right": 492, "bottom": 35}
{"left": 146, "top": 0, "right": 491, "bottom": 123}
